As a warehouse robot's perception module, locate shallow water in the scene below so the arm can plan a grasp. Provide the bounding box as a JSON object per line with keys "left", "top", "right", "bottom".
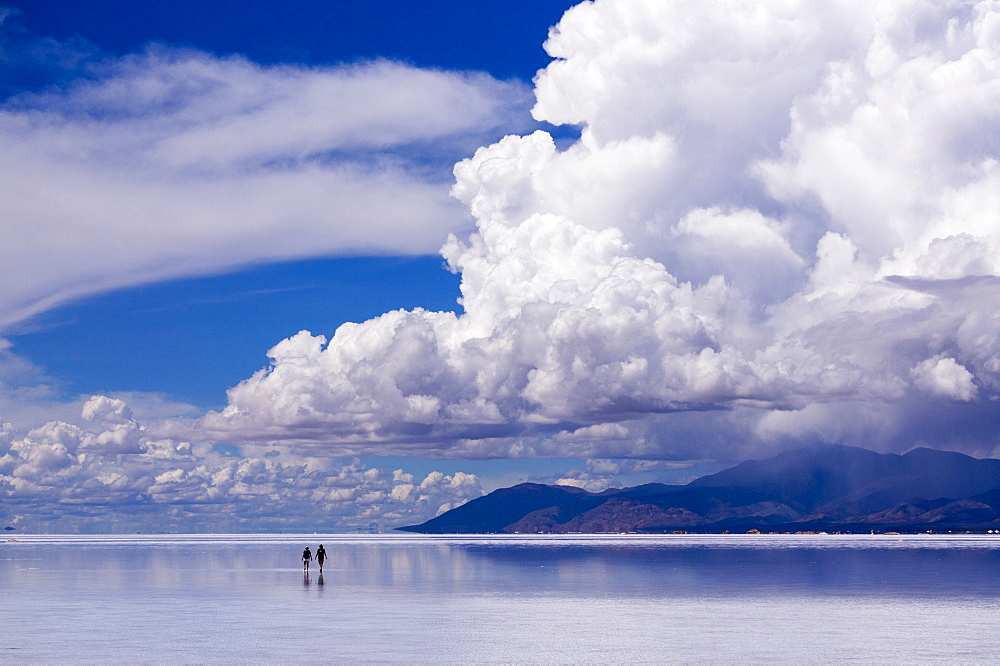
{"left": 3, "top": 533, "right": 999, "bottom": 662}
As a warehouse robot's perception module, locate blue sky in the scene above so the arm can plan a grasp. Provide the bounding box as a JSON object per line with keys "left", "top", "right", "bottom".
{"left": 10, "top": 256, "right": 463, "bottom": 407}
{"left": 3, "top": 0, "right": 575, "bottom": 78}
{"left": 3, "top": 0, "right": 1000, "bottom": 533}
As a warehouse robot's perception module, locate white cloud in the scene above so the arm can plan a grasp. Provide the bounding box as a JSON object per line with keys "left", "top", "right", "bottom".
{"left": 176, "top": 0, "right": 1000, "bottom": 461}
{"left": 556, "top": 457, "right": 699, "bottom": 493}
{"left": 531, "top": 0, "right": 872, "bottom": 259}
{"left": 0, "top": 396, "right": 483, "bottom": 532}
{"left": 192, "top": 203, "right": 756, "bottom": 447}
{"left": 9, "top": 0, "right": 1000, "bottom": 469}
{"left": 0, "top": 47, "right": 532, "bottom": 330}
{"left": 81, "top": 395, "right": 133, "bottom": 425}
{"left": 757, "top": 0, "right": 1000, "bottom": 272}
{"left": 555, "top": 477, "right": 602, "bottom": 491}
{"left": 911, "top": 356, "right": 979, "bottom": 401}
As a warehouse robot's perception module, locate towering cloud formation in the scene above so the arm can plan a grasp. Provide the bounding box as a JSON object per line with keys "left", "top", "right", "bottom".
{"left": 192, "top": 0, "right": 1000, "bottom": 459}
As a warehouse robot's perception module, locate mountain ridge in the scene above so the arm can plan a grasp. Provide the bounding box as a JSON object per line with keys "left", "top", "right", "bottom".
{"left": 399, "top": 444, "right": 1000, "bottom": 534}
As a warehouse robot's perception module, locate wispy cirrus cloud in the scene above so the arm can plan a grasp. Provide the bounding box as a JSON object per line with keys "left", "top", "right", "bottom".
{"left": 0, "top": 39, "right": 533, "bottom": 329}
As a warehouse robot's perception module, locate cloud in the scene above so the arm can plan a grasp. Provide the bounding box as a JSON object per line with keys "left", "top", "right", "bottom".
{"left": 0, "top": 396, "right": 483, "bottom": 532}
{"left": 193, "top": 193, "right": 756, "bottom": 447}
{"left": 177, "top": 0, "right": 1000, "bottom": 461}
{"left": 8, "top": 0, "right": 1000, "bottom": 467}
{"left": 911, "top": 356, "right": 978, "bottom": 401}
{"left": 0, "top": 42, "right": 533, "bottom": 329}
{"left": 0, "top": 339, "right": 205, "bottom": 438}
{"left": 556, "top": 458, "right": 699, "bottom": 493}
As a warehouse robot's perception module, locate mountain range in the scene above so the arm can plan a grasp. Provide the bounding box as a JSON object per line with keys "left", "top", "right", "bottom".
{"left": 399, "top": 444, "right": 1000, "bottom": 533}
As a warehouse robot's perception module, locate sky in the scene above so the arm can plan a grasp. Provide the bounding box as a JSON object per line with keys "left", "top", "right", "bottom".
{"left": 2, "top": 0, "right": 1000, "bottom": 533}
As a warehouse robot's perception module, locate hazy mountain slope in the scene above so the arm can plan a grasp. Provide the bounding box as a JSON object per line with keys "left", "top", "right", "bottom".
{"left": 400, "top": 444, "right": 1000, "bottom": 533}
{"left": 690, "top": 444, "right": 1000, "bottom": 516}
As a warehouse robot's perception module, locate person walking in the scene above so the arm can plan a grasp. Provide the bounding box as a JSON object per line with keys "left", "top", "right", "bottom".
{"left": 316, "top": 544, "right": 327, "bottom": 572}
{"left": 302, "top": 546, "right": 312, "bottom": 571}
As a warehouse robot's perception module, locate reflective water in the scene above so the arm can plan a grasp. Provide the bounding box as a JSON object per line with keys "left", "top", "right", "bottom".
{"left": 2, "top": 534, "right": 999, "bottom": 662}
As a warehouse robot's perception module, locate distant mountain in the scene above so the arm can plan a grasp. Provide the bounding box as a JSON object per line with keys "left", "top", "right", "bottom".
{"left": 399, "top": 444, "right": 1000, "bottom": 533}
{"left": 689, "top": 444, "right": 1000, "bottom": 516}
{"left": 404, "top": 482, "right": 606, "bottom": 534}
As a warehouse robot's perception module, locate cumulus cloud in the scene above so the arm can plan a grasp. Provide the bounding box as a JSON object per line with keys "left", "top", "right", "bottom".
{"left": 0, "top": 396, "right": 483, "bottom": 532}
{"left": 911, "top": 356, "right": 979, "bottom": 401}
{"left": 0, "top": 41, "right": 533, "bottom": 329}
{"left": 171, "top": 0, "right": 1000, "bottom": 461}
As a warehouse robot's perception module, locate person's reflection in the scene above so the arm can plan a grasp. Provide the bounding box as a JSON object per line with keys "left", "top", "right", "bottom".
{"left": 317, "top": 572, "right": 325, "bottom": 587}
{"left": 302, "top": 571, "right": 310, "bottom": 588}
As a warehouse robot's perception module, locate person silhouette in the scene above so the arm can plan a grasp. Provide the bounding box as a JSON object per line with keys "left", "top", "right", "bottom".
{"left": 316, "top": 544, "right": 327, "bottom": 572}
{"left": 302, "top": 546, "right": 312, "bottom": 571}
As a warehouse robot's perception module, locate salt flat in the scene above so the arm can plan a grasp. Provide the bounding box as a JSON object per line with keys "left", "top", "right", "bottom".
{"left": 3, "top": 534, "right": 999, "bottom": 662}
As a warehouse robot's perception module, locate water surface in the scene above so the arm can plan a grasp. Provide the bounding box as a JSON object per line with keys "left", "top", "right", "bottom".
{"left": 3, "top": 534, "right": 998, "bottom": 662}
